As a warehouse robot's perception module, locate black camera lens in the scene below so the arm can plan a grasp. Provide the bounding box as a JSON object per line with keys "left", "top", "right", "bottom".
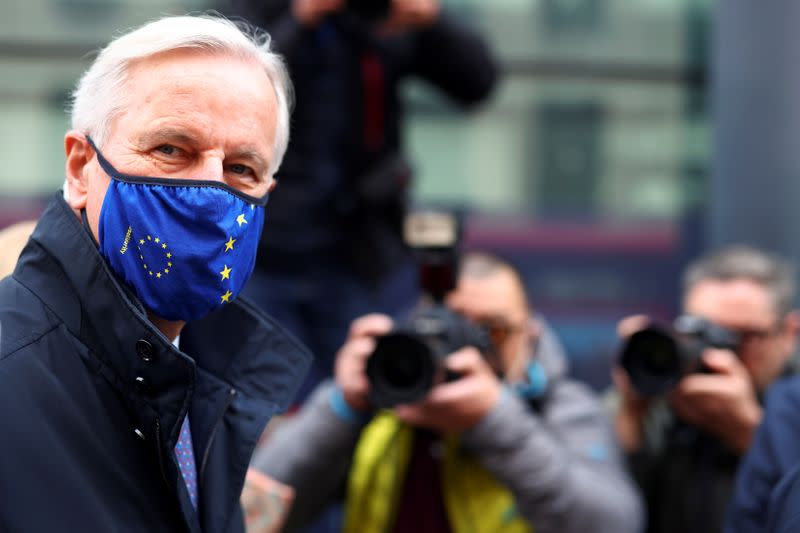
{"left": 620, "top": 327, "right": 682, "bottom": 396}
{"left": 638, "top": 333, "right": 680, "bottom": 377}
{"left": 374, "top": 336, "right": 428, "bottom": 390}
{"left": 367, "top": 332, "right": 437, "bottom": 408}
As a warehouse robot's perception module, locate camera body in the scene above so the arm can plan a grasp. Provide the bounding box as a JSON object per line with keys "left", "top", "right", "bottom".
{"left": 365, "top": 211, "right": 493, "bottom": 408}
{"left": 619, "top": 315, "right": 740, "bottom": 396}
{"left": 347, "top": 0, "right": 391, "bottom": 21}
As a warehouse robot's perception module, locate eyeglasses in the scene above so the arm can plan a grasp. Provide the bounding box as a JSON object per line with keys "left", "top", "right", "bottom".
{"left": 474, "top": 317, "right": 525, "bottom": 348}
{"left": 729, "top": 324, "right": 783, "bottom": 345}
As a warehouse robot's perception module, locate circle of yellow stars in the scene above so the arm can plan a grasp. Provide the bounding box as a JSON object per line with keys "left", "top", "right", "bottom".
{"left": 133, "top": 210, "right": 252, "bottom": 305}
{"left": 219, "top": 211, "right": 250, "bottom": 304}
{"left": 137, "top": 234, "right": 172, "bottom": 280}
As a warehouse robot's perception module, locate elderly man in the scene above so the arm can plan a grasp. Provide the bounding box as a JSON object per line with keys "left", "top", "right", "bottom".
{"left": 0, "top": 15, "right": 310, "bottom": 533}
{"left": 613, "top": 246, "right": 799, "bottom": 533}
{"left": 252, "top": 252, "right": 643, "bottom": 533}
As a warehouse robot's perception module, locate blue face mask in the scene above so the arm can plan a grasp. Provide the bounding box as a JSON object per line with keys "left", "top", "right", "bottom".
{"left": 88, "top": 138, "right": 267, "bottom": 322}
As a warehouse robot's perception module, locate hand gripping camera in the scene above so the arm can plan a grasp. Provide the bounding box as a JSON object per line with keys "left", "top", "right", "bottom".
{"left": 619, "top": 315, "right": 740, "bottom": 396}
{"left": 365, "top": 211, "right": 493, "bottom": 409}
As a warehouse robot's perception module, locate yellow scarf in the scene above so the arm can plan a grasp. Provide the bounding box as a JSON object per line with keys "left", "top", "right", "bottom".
{"left": 344, "top": 412, "right": 534, "bottom": 533}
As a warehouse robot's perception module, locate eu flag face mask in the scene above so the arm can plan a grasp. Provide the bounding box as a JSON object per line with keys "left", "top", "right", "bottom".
{"left": 89, "top": 138, "right": 267, "bottom": 322}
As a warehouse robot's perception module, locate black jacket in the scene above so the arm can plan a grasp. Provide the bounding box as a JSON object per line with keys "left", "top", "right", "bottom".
{"left": 227, "top": 1, "right": 498, "bottom": 280}
{"left": 631, "top": 417, "right": 739, "bottom": 533}
{"left": 0, "top": 193, "right": 311, "bottom": 532}
{"left": 632, "top": 362, "right": 798, "bottom": 533}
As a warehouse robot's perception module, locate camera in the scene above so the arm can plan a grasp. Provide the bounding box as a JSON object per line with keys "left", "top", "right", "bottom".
{"left": 619, "top": 315, "right": 740, "bottom": 396}
{"left": 365, "top": 211, "right": 493, "bottom": 408}
{"left": 347, "top": 0, "right": 391, "bottom": 21}
{"left": 367, "top": 306, "right": 492, "bottom": 408}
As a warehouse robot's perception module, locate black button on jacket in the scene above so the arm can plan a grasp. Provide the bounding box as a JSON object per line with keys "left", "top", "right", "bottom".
{"left": 0, "top": 193, "right": 311, "bottom": 532}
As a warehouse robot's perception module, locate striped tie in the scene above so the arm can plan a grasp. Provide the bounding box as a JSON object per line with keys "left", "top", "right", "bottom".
{"left": 175, "top": 416, "right": 198, "bottom": 509}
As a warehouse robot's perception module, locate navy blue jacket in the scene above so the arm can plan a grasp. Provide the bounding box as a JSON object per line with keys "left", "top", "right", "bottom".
{"left": 0, "top": 194, "right": 311, "bottom": 532}
{"left": 726, "top": 377, "right": 800, "bottom": 533}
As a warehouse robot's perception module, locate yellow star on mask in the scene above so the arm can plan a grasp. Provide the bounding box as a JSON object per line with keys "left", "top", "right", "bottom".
{"left": 220, "top": 290, "right": 233, "bottom": 303}
{"left": 220, "top": 265, "right": 232, "bottom": 281}
{"left": 225, "top": 237, "right": 236, "bottom": 251}
{"left": 236, "top": 213, "right": 248, "bottom": 227}
{"left": 139, "top": 239, "right": 145, "bottom": 245}
{"left": 166, "top": 252, "right": 172, "bottom": 259}
{"left": 162, "top": 243, "right": 167, "bottom": 249}
{"left": 156, "top": 272, "right": 161, "bottom": 279}
{"left": 154, "top": 237, "right": 160, "bottom": 244}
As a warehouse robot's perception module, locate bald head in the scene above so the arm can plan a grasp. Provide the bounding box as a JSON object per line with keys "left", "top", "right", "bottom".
{"left": 458, "top": 252, "right": 529, "bottom": 311}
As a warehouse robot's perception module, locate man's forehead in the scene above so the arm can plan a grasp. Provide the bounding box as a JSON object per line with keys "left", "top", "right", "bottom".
{"left": 109, "top": 50, "right": 276, "bottom": 163}
{"left": 685, "top": 278, "right": 777, "bottom": 323}
{"left": 449, "top": 272, "right": 527, "bottom": 318}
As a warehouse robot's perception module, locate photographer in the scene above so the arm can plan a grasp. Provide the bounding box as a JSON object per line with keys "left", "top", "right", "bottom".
{"left": 224, "top": 0, "right": 498, "bottom": 402}
{"left": 251, "top": 252, "right": 642, "bottom": 533}
{"left": 612, "top": 246, "right": 799, "bottom": 533}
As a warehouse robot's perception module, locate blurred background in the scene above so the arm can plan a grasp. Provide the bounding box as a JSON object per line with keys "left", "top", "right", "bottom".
{"left": 0, "top": 0, "right": 714, "bottom": 389}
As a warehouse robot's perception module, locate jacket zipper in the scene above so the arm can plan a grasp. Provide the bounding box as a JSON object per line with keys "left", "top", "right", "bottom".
{"left": 199, "top": 388, "right": 237, "bottom": 490}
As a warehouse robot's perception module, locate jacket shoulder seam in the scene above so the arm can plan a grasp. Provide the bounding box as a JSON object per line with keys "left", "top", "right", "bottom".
{"left": 0, "top": 322, "right": 61, "bottom": 365}
{"left": 0, "top": 273, "right": 62, "bottom": 360}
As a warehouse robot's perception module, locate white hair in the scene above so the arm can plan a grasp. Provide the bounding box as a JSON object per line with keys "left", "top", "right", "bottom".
{"left": 69, "top": 14, "right": 293, "bottom": 178}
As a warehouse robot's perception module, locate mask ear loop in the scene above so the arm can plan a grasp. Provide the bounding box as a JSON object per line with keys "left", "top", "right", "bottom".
{"left": 78, "top": 136, "right": 101, "bottom": 247}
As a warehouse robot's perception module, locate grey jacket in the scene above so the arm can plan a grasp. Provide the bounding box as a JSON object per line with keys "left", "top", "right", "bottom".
{"left": 253, "top": 324, "right": 643, "bottom": 533}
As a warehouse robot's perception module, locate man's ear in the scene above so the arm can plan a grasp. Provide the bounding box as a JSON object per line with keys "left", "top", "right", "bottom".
{"left": 782, "top": 310, "right": 800, "bottom": 337}
{"left": 777, "top": 310, "right": 800, "bottom": 359}
{"left": 64, "top": 131, "right": 93, "bottom": 211}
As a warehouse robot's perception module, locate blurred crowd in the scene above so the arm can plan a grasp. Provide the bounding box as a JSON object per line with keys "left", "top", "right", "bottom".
{"left": 1, "top": 2, "right": 800, "bottom": 533}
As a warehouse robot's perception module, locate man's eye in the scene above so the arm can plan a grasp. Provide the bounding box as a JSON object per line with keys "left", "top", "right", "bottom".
{"left": 156, "top": 145, "right": 177, "bottom": 155}
{"left": 230, "top": 164, "right": 253, "bottom": 176}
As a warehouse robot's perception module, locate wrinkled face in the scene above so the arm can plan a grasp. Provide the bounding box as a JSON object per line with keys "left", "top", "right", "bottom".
{"left": 65, "top": 49, "right": 279, "bottom": 244}
{"left": 684, "top": 278, "right": 798, "bottom": 391}
{"left": 445, "top": 269, "right": 532, "bottom": 381}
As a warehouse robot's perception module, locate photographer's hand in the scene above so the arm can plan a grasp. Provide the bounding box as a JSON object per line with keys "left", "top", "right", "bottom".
{"left": 380, "top": 0, "right": 440, "bottom": 34}
{"left": 292, "top": 0, "right": 345, "bottom": 27}
{"left": 393, "top": 346, "right": 502, "bottom": 432}
{"left": 669, "top": 349, "right": 762, "bottom": 454}
{"left": 334, "top": 313, "right": 394, "bottom": 413}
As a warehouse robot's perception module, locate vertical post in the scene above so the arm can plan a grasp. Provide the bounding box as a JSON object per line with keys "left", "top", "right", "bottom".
{"left": 711, "top": 0, "right": 800, "bottom": 300}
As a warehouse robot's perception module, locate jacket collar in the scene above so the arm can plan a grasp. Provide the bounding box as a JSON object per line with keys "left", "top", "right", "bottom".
{"left": 17, "top": 193, "right": 311, "bottom": 447}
